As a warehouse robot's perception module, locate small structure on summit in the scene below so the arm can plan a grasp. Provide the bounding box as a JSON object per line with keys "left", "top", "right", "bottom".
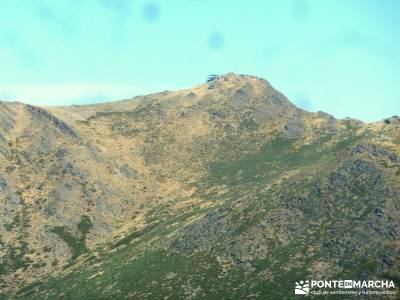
{"left": 206, "top": 74, "right": 219, "bottom": 83}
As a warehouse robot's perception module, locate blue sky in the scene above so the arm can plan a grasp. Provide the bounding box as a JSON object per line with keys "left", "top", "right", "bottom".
{"left": 0, "top": 0, "right": 399, "bottom": 121}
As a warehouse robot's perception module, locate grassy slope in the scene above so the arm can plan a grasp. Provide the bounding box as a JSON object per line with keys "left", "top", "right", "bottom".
{"left": 14, "top": 126, "right": 400, "bottom": 299}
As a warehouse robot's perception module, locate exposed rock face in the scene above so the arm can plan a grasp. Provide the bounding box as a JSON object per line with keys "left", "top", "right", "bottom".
{"left": 0, "top": 74, "right": 399, "bottom": 299}
{"left": 350, "top": 143, "right": 399, "bottom": 162}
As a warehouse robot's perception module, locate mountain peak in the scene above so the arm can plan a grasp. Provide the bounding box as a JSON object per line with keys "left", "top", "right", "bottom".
{"left": 203, "top": 72, "right": 270, "bottom": 89}
{"left": 1, "top": 75, "right": 400, "bottom": 299}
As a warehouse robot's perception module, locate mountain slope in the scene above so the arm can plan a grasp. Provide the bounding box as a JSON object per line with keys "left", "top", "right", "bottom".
{"left": 0, "top": 74, "right": 399, "bottom": 299}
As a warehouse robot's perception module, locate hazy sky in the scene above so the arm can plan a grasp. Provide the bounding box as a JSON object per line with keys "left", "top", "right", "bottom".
{"left": 0, "top": 0, "right": 399, "bottom": 121}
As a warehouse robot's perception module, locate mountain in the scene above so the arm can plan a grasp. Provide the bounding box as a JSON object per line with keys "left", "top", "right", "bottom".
{"left": 0, "top": 74, "right": 399, "bottom": 299}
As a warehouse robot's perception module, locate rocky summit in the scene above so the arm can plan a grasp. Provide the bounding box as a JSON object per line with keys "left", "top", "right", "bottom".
{"left": 0, "top": 74, "right": 399, "bottom": 299}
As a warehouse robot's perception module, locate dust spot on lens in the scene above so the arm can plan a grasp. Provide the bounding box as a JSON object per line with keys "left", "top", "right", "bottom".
{"left": 292, "top": 0, "right": 310, "bottom": 22}
{"left": 143, "top": 2, "right": 160, "bottom": 23}
{"left": 208, "top": 32, "right": 224, "bottom": 50}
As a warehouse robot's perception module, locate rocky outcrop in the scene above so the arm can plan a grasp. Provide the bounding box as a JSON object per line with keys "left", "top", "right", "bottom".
{"left": 25, "top": 105, "right": 78, "bottom": 138}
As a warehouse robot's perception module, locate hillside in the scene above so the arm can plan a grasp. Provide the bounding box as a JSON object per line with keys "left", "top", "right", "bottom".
{"left": 0, "top": 74, "right": 399, "bottom": 299}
